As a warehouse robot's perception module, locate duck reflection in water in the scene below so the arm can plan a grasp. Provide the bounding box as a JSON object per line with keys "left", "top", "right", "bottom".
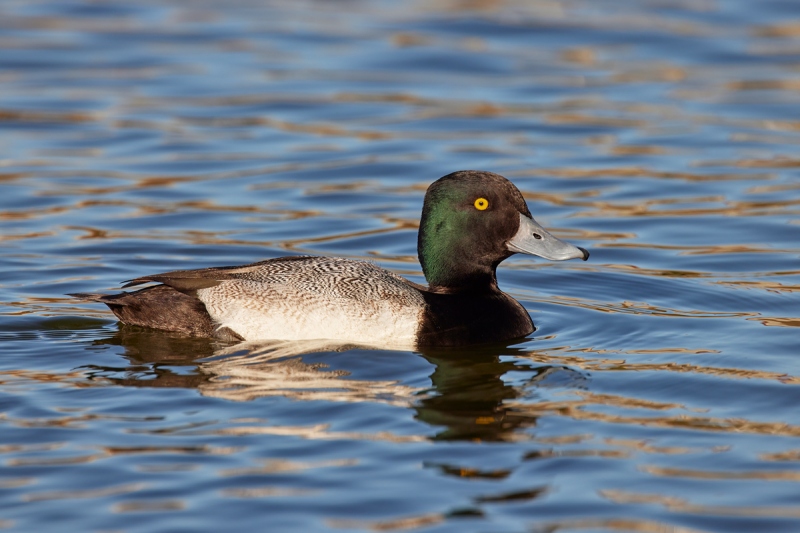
{"left": 416, "top": 346, "right": 587, "bottom": 441}
{"left": 82, "top": 325, "right": 588, "bottom": 442}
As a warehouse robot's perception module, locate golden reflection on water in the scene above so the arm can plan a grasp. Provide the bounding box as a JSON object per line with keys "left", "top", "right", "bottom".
{"left": 718, "top": 280, "right": 800, "bottom": 293}
{"left": 510, "top": 391, "right": 800, "bottom": 438}
{"left": 605, "top": 244, "right": 789, "bottom": 257}
{"left": 9, "top": 453, "right": 103, "bottom": 467}
{"left": 517, "top": 166, "right": 770, "bottom": 182}
{"left": 538, "top": 294, "right": 760, "bottom": 320}
{"left": 0, "top": 478, "right": 35, "bottom": 494}
{"left": 602, "top": 489, "right": 800, "bottom": 519}
{"left": 328, "top": 512, "right": 447, "bottom": 532}
{"left": 749, "top": 316, "right": 800, "bottom": 328}
{"left": 22, "top": 482, "right": 147, "bottom": 503}
{"left": 113, "top": 500, "right": 186, "bottom": 513}
{"left": 528, "top": 349, "right": 798, "bottom": 384}
{"left": 641, "top": 464, "right": 800, "bottom": 481}
{"left": 542, "top": 518, "right": 707, "bottom": 533}
{"left": 219, "top": 458, "right": 358, "bottom": 477}
{"left": 196, "top": 423, "right": 428, "bottom": 444}
{"left": 220, "top": 487, "right": 318, "bottom": 498}
{"left": 761, "top": 449, "right": 800, "bottom": 461}
{"left": 576, "top": 196, "right": 800, "bottom": 218}
{"left": 602, "top": 437, "right": 724, "bottom": 456}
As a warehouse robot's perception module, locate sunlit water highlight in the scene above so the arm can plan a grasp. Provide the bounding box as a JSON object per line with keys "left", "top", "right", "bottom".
{"left": 1, "top": 1, "right": 799, "bottom": 531}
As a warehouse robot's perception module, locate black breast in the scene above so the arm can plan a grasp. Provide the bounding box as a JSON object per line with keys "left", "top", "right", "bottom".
{"left": 415, "top": 290, "right": 535, "bottom": 347}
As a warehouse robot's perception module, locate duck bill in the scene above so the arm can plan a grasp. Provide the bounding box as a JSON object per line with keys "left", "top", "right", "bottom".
{"left": 507, "top": 213, "right": 589, "bottom": 261}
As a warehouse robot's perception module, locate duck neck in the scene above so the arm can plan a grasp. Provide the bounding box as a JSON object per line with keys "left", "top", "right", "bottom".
{"left": 425, "top": 265, "right": 500, "bottom": 294}
{"left": 418, "top": 211, "right": 501, "bottom": 293}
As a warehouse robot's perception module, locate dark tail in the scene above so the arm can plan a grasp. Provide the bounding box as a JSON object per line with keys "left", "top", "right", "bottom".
{"left": 69, "top": 285, "right": 218, "bottom": 337}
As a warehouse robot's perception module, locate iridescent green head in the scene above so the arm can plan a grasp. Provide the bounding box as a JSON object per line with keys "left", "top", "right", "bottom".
{"left": 418, "top": 170, "right": 588, "bottom": 291}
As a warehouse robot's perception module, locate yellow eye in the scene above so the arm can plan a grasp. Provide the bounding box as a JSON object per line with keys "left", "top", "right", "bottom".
{"left": 474, "top": 197, "right": 489, "bottom": 211}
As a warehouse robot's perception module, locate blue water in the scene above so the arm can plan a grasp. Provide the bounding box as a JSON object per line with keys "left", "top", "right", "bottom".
{"left": 2, "top": 1, "right": 800, "bottom": 531}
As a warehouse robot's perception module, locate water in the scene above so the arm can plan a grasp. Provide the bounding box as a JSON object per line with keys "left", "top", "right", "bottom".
{"left": 1, "top": 0, "right": 799, "bottom": 531}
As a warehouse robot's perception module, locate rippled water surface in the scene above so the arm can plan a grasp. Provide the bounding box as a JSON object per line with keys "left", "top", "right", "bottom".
{"left": 2, "top": 1, "right": 800, "bottom": 531}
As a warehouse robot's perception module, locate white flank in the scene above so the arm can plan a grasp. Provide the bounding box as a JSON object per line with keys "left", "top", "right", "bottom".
{"left": 194, "top": 258, "right": 426, "bottom": 346}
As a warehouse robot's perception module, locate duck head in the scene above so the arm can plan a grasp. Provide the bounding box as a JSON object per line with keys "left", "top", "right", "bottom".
{"left": 418, "top": 170, "right": 589, "bottom": 291}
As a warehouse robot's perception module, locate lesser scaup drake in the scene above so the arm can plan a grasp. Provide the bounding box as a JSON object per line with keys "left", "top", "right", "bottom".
{"left": 71, "top": 170, "right": 588, "bottom": 347}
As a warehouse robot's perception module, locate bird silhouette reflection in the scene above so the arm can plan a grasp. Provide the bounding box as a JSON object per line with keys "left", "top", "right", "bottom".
{"left": 81, "top": 325, "right": 587, "bottom": 442}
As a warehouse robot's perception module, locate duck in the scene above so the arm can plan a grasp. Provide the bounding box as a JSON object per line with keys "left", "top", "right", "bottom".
{"left": 71, "top": 170, "right": 589, "bottom": 347}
